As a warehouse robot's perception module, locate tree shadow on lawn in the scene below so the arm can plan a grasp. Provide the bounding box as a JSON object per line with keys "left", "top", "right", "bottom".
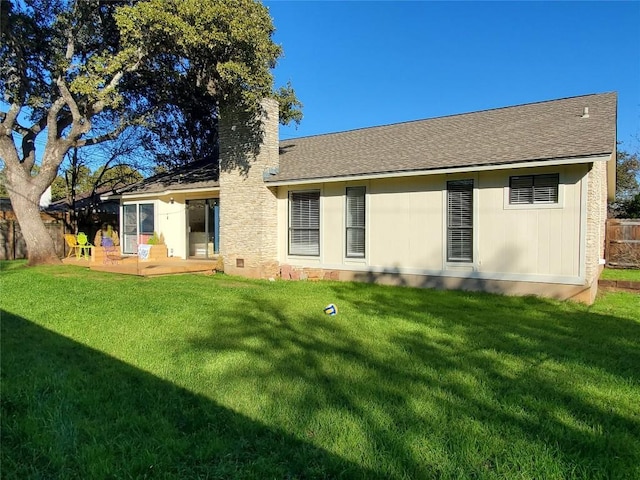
{"left": 185, "top": 285, "right": 640, "bottom": 479}
{"left": 337, "top": 285, "right": 640, "bottom": 476}
{"left": 0, "top": 311, "right": 379, "bottom": 480}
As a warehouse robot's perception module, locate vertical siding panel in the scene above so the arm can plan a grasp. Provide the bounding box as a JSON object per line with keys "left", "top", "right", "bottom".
{"left": 322, "top": 182, "right": 344, "bottom": 265}
{"left": 548, "top": 210, "right": 562, "bottom": 274}
{"left": 477, "top": 172, "right": 504, "bottom": 272}
{"left": 368, "top": 180, "right": 406, "bottom": 267}
{"left": 477, "top": 166, "right": 583, "bottom": 278}
{"left": 368, "top": 176, "right": 443, "bottom": 271}
{"left": 537, "top": 212, "right": 551, "bottom": 275}
{"left": 561, "top": 174, "right": 581, "bottom": 277}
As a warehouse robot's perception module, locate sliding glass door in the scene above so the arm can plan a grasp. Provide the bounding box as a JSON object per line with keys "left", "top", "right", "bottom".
{"left": 122, "top": 203, "right": 155, "bottom": 254}
{"left": 187, "top": 199, "right": 219, "bottom": 258}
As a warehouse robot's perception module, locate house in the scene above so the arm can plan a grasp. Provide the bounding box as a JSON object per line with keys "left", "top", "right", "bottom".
{"left": 106, "top": 92, "right": 617, "bottom": 303}
{"left": 105, "top": 161, "right": 219, "bottom": 256}
{"left": 48, "top": 186, "right": 121, "bottom": 240}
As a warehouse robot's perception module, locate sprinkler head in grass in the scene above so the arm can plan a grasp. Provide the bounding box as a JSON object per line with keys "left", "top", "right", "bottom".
{"left": 324, "top": 304, "right": 337, "bottom": 316}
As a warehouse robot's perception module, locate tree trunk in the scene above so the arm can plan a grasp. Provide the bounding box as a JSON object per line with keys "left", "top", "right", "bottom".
{"left": 8, "top": 188, "right": 61, "bottom": 265}
{"left": 1, "top": 132, "right": 65, "bottom": 266}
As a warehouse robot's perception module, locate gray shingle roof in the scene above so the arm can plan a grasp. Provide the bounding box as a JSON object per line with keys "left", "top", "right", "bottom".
{"left": 270, "top": 92, "right": 617, "bottom": 183}
{"left": 116, "top": 160, "right": 219, "bottom": 196}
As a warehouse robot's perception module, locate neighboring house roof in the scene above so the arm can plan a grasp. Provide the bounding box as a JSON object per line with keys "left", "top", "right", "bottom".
{"left": 111, "top": 160, "right": 219, "bottom": 197}
{"left": 48, "top": 185, "right": 120, "bottom": 213}
{"left": 270, "top": 92, "right": 617, "bottom": 183}
{"left": 1, "top": 197, "right": 62, "bottom": 220}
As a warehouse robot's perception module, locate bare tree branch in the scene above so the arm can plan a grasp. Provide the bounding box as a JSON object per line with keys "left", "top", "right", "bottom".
{"left": 75, "top": 123, "right": 127, "bottom": 148}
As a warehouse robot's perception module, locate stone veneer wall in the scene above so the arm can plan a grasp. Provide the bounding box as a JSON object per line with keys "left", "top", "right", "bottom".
{"left": 218, "top": 99, "right": 280, "bottom": 279}
{"left": 582, "top": 158, "right": 609, "bottom": 303}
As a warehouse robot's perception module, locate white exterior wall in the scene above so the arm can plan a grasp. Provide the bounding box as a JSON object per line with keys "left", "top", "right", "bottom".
{"left": 475, "top": 165, "right": 586, "bottom": 281}
{"left": 121, "top": 190, "right": 219, "bottom": 259}
{"left": 277, "top": 163, "right": 592, "bottom": 290}
{"left": 155, "top": 196, "right": 179, "bottom": 255}
{"left": 368, "top": 176, "right": 445, "bottom": 271}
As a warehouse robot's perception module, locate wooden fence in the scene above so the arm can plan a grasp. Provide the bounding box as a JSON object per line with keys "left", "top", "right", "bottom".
{"left": 0, "top": 220, "right": 65, "bottom": 260}
{"left": 605, "top": 218, "right": 640, "bottom": 269}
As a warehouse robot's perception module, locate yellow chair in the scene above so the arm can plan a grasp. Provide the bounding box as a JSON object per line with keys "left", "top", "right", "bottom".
{"left": 76, "top": 232, "right": 92, "bottom": 259}
{"left": 64, "top": 234, "right": 81, "bottom": 258}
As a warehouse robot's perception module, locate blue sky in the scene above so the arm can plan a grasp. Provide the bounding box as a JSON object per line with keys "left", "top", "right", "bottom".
{"left": 266, "top": 1, "right": 640, "bottom": 151}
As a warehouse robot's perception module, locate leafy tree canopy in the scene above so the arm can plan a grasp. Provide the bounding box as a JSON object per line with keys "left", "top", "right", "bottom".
{"left": 615, "top": 149, "right": 640, "bottom": 201}
{"left": 610, "top": 147, "right": 640, "bottom": 218}
{"left": 0, "top": 0, "right": 302, "bottom": 264}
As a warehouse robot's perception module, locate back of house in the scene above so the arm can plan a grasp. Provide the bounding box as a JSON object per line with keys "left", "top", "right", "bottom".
{"left": 108, "top": 93, "right": 617, "bottom": 304}
{"left": 262, "top": 92, "right": 616, "bottom": 304}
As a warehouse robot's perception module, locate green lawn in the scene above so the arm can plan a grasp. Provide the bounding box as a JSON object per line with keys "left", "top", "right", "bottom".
{"left": 2, "top": 261, "right": 639, "bottom": 479}
{"left": 600, "top": 267, "right": 640, "bottom": 282}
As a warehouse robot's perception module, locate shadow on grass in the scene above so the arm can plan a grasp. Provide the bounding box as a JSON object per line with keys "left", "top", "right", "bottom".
{"left": 0, "top": 310, "right": 378, "bottom": 479}
{"left": 186, "top": 284, "right": 640, "bottom": 479}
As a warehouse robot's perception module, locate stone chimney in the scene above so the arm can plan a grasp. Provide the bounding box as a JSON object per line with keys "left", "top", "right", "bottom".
{"left": 218, "top": 98, "right": 280, "bottom": 278}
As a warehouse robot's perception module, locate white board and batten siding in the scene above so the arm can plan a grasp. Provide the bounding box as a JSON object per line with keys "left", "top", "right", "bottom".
{"left": 277, "top": 163, "right": 589, "bottom": 285}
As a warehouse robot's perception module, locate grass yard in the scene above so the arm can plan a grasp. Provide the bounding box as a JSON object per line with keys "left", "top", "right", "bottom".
{"left": 600, "top": 267, "right": 640, "bottom": 282}
{"left": 1, "top": 261, "right": 639, "bottom": 479}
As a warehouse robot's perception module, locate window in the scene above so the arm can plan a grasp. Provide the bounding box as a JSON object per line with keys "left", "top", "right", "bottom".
{"left": 509, "top": 173, "right": 559, "bottom": 204}
{"left": 289, "top": 191, "right": 320, "bottom": 256}
{"left": 346, "top": 186, "right": 365, "bottom": 258}
{"left": 140, "top": 203, "right": 155, "bottom": 237}
{"left": 447, "top": 180, "right": 473, "bottom": 262}
{"left": 122, "top": 202, "right": 155, "bottom": 254}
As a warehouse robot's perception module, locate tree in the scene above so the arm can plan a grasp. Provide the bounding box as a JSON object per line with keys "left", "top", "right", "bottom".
{"left": 50, "top": 175, "right": 67, "bottom": 201}
{"left": 92, "top": 164, "right": 143, "bottom": 191}
{"left": 616, "top": 149, "right": 640, "bottom": 200}
{"left": 0, "top": 0, "right": 301, "bottom": 265}
{"left": 0, "top": 166, "right": 7, "bottom": 196}
{"left": 610, "top": 148, "right": 640, "bottom": 218}
{"left": 621, "top": 193, "right": 640, "bottom": 218}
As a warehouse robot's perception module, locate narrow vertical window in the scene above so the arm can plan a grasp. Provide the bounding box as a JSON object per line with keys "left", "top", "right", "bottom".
{"left": 122, "top": 204, "right": 137, "bottom": 254}
{"left": 289, "top": 191, "right": 320, "bottom": 255}
{"left": 447, "top": 180, "right": 473, "bottom": 262}
{"left": 346, "top": 186, "right": 366, "bottom": 258}
{"left": 139, "top": 203, "right": 155, "bottom": 240}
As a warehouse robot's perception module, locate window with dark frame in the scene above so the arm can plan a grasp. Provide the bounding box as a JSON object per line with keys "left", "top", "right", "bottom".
{"left": 346, "top": 186, "right": 365, "bottom": 258}
{"left": 447, "top": 180, "right": 473, "bottom": 263}
{"left": 509, "top": 173, "right": 559, "bottom": 205}
{"left": 289, "top": 191, "right": 320, "bottom": 256}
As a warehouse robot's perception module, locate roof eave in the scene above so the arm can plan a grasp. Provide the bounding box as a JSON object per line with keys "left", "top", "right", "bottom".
{"left": 117, "top": 185, "right": 221, "bottom": 200}
{"left": 266, "top": 153, "right": 612, "bottom": 186}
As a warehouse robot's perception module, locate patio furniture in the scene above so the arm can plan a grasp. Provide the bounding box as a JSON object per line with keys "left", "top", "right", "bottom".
{"left": 64, "top": 234, "right": 82, "bottom": 258}
{"left": 101, "top": 237, "right": 120, "bottom": 264}
{"left": 76, "top": 232, "right": 92, "bottom": 260}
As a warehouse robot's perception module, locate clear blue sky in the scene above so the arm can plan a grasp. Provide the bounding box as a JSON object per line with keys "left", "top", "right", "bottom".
{"left": 266, "top": 1, "right": 640, "bottom": 152}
